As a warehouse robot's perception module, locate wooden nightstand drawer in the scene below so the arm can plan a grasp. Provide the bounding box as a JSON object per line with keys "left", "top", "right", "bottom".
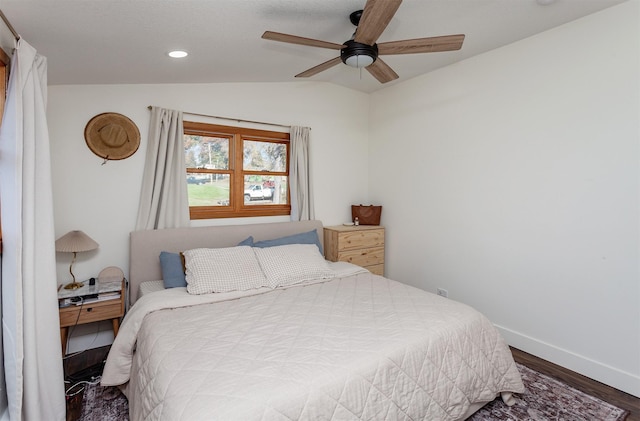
{"left": 59, "top": 299, "right": 123, "bottom": 327}
{"left": 337, "top": 246, "right": 384, "bottom": 268}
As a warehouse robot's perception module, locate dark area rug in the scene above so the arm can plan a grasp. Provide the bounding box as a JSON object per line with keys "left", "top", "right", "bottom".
{"left": 78, "top": 382, "right": 129, "bottom": 421}
{"left": 79, "top": 363, "right": 627, "bottom": 420}
{"left": 469, "top": 364, "right": 628, "bottom": 421}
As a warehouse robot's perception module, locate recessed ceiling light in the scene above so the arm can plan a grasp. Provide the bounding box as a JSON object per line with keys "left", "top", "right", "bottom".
{"left": 167, "top": 50, "right": 188, "bottom": 58}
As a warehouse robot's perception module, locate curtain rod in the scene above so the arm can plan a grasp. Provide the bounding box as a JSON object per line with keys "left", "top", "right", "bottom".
{"left": 0, "top": 10, "right": 20, "bottom": 41}
{"left": 147, "top": 106, "right": 295, "bottom": 130}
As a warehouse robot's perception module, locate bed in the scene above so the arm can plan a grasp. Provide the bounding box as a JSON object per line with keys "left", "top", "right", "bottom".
{"left": 102, "top": 220, "right": 524, "bottom": 420}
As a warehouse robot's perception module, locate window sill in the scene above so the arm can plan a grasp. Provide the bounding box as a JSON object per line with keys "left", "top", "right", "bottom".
{"left": 189, "top": 206, "right": 291, "bottom": 220}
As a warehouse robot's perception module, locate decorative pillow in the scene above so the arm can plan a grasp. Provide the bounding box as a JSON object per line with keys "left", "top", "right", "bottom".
{"left": 253, "top": 244, "right": 336, "bottom": 288}
{"left": 237, "top": 236, "right": 254, "bottom": 246}
{"left": 159, "top": 251, "right": 187, "bottom": 288}
{"left": 251, "top": 229, "right": 323, "bottom": 254}
{"left": 183, "top": 246, "right": 268, "bottom": 294}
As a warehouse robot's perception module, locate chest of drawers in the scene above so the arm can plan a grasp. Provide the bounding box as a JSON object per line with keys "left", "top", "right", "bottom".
{"left": 323, "top": 225, "right": 385, "bottom": 275}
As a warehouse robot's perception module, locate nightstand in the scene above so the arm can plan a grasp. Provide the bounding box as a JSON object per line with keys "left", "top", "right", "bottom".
{"left": 324, "top": 225, "right": 385, "bottom": 275}
{"left": 58, "top": 279, "right": 125, "bottom": 355}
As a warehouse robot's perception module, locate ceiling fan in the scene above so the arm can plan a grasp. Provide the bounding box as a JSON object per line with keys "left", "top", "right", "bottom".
{"left": 261, "top": 0, "right": 465, "bottom": 84}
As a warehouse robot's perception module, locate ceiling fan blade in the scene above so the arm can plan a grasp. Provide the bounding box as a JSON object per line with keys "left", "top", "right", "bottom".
{"left": 366, "top": 58, "right": 399, "bottom": 83}
{"left": 295, "top": 57, "right": 343, "bottom": 78}
{"left": 378, "top": 34, "right": 465, "bottom": 55}
{"left": 354, "top": 0, "right": 403, "bottom": 45}
{"left": 262, "top": 31, "right": 344, "bottom": 50}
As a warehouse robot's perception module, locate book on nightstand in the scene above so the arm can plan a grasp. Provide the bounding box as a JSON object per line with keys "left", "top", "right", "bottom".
{"left": 58, "top": 280, "right": 122, "bottom": 307}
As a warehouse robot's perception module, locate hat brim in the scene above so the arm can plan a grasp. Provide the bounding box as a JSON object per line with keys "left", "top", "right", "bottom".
{"left": 84, "top": 113, "right": 140, "bottom": 160}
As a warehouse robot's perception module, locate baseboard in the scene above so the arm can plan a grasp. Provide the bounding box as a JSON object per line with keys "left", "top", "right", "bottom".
{"left": 496, "top": 324, "right": 640, "bottom": 398}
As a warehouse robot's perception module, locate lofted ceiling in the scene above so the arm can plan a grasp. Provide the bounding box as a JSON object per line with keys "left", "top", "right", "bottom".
{"left": 0, "top": 0, "right": 628, "bottom": 93}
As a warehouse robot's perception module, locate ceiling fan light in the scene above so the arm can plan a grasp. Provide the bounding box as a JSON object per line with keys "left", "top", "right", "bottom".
{"left": 341, "top": 40, "right": 378, "bottom": 69}
{"left": 167, "top": 50, "right": 188, "bottom": 58}
{"left": 345, "top": 54, "right": 374, "bottom": 68}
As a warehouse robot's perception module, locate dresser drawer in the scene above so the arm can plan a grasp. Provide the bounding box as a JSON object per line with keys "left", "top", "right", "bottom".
{"left": 59, "top": 300, "right": 123, "bottom": 327}
{"left": 367, "top": 264, "right": 384, "bottom": 276}
{"left": 324, "top": 227, "right": 385, "bottom": 261}
{"left": 335, "top": 229, "right": 384, "bottom": 251}
{"left": 337, "top": 246, "right": 384, "bottom": 268}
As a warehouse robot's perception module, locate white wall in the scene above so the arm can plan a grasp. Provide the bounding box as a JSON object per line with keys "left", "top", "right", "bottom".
{"left": 0, "top": 24, "right": 15, "bottom": 56}
{"left": 48, "top": 82, "right": 370, "bottom": 351}
{"left": 369, "top": 1, "right": 639, "bottom": 396}
{"left": 49, "top": 82, "right": 370, "bottom": 283}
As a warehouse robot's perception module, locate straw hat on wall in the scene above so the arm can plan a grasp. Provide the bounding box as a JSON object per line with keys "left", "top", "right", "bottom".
{"left": 84, "top": 112, "right": 140, "bottom": 161}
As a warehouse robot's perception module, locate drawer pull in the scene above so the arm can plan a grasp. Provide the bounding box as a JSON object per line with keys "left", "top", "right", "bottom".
{"left": 86, "top": 308, "right": 93, "bottom": 312}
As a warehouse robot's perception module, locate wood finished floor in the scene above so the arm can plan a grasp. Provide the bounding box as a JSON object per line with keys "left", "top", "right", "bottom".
{"left": 510, "top": 347, "right": 640, "bottom": 421}
{"left": 64, "top": 345, "right": 640, "bottom": 420}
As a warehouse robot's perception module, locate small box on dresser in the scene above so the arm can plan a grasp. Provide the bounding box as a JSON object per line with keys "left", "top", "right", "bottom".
{"left": 323, "top": 225, "right": 385, "bottom": 275}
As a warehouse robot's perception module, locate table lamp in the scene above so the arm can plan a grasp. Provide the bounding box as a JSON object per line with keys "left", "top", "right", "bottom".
{"left": 55, "top": 230, "right": 99, "bottom": 290}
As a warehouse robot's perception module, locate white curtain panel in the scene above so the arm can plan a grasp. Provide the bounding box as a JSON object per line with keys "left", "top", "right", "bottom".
{"left": 0, "top": 40, "right": 66, "bottom": 420}
{"left": 289, "top": 126, "right": 315, "bottom": 221}
{"left": 135, "top": 106, "right": 189, "bottom": 230}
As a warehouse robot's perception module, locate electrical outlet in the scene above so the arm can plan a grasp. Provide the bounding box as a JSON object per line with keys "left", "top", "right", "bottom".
{"left": 437, "top": 288, "right": 448, "bottom": 298}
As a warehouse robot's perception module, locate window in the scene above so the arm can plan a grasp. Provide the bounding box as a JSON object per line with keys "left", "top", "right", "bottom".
{"left": 184, "top": 122, "right": 290, "bottom": 219}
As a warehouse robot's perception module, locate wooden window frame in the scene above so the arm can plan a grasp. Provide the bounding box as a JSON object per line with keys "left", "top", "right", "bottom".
{"left": 0, "top": 46, "right": 10, "bottom": 254}
{"left": 184, "top": 121, "right": 291, "bottom": 220}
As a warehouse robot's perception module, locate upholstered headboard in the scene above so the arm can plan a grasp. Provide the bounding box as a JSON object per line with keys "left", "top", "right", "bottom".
{"left": 128, "top": 220, "right": 324, "bottom": 305}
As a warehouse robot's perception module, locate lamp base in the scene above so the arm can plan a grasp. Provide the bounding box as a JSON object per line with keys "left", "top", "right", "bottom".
{"left": 64, "top": 281, "right": 85, "bottom": 290}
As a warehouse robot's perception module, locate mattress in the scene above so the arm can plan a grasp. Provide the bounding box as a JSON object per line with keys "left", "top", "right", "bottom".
{"left": 103, "top": 271, "right": 523, "bottom": 421}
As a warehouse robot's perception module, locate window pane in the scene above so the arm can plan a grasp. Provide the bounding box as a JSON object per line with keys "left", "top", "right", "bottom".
{"left": 243, "top": 140, "right": 286, "bottom": 172}
{"left": 243, "top": 176, "right": 288, "bottom": 205}
{"left": 187, "top": 173, "right": 230, "bottom": 206}
{"left": 185, "top": 135, "right": 229, "bottom": 170}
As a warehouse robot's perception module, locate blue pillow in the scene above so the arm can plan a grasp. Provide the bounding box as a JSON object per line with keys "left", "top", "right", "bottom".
{"left": 159, "top": 251, "right": 187, "bottom": 288}
{"left": 251, "top": 229, "right": 323, "bottom": 254}
{"left": 237, "top": 236, "right": 254, "bottom": 246}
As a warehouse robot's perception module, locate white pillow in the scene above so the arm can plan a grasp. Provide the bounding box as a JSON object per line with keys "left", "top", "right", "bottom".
{"left": 183, "top": 246, "right": 268, "bottom": 294}
{"left": 253, "top": 244, "right": 336, "bottom": 288}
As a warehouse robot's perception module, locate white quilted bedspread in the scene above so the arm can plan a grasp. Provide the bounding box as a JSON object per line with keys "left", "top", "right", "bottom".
{"left": 103, "top": 273, "right": 523, "bottom": 421}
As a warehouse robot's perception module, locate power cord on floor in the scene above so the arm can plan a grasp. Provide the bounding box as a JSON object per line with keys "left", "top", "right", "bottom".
{"left": 65, "top": 376, "right": 102, "bottom": 399}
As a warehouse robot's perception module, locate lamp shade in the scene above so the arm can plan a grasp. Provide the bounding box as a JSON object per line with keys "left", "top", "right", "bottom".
{"left": 55, "top": 230, "right": 99, "bottom": 253}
